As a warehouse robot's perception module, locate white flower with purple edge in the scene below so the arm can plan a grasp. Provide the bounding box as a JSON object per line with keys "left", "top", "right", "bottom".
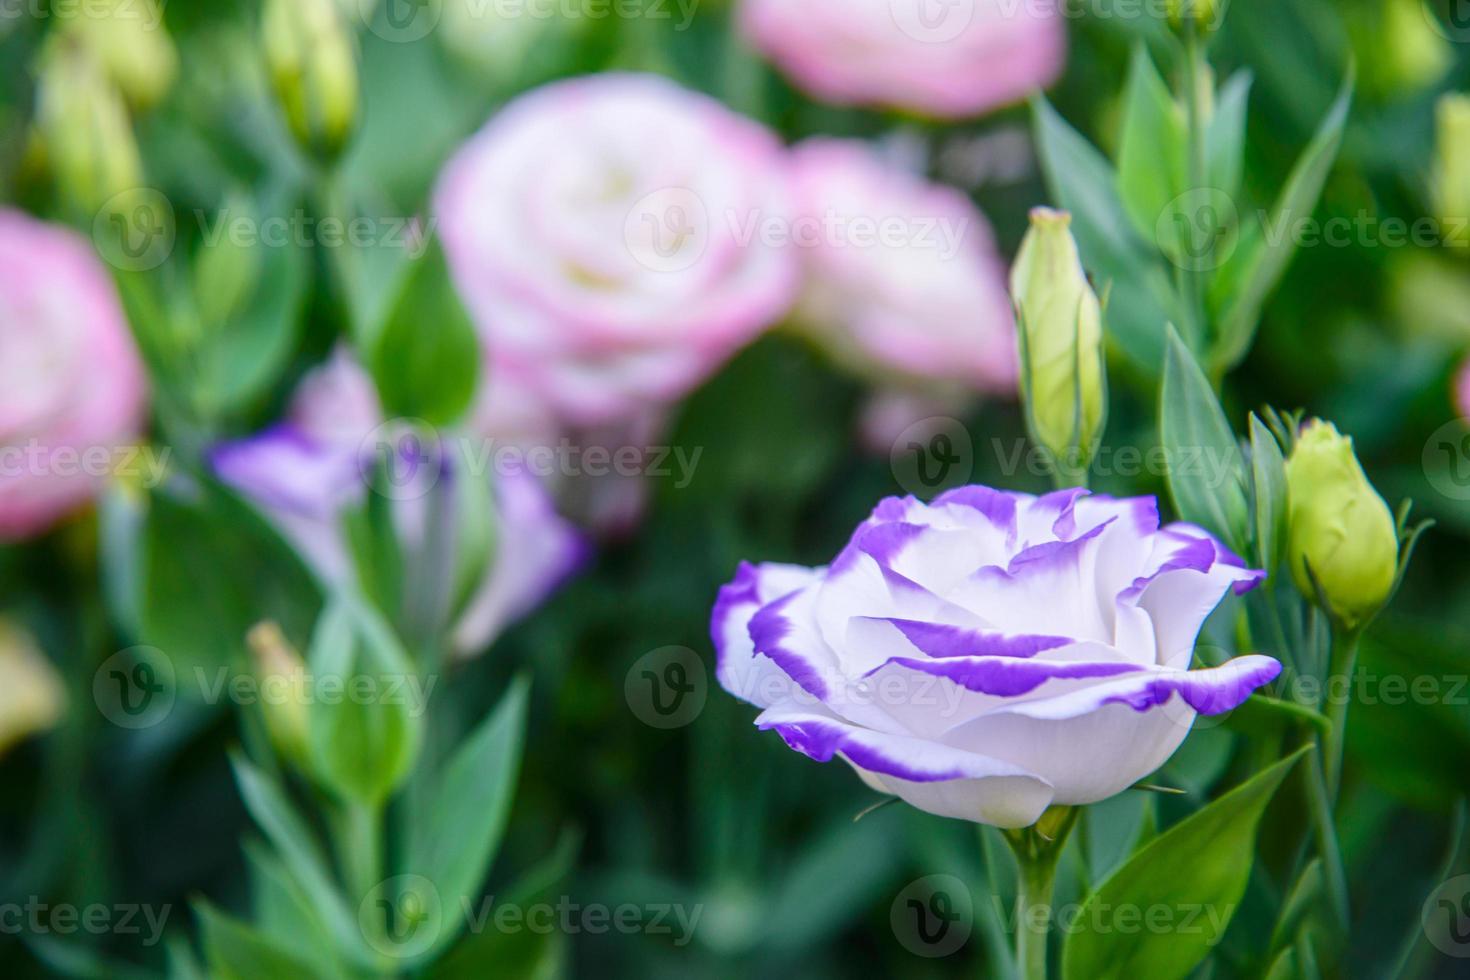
{"left": 713, "top": 487, "right": 1281, "bottom": 828}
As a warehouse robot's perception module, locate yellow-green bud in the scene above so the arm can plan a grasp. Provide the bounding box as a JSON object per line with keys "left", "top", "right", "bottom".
{"left": 1349, "top": 0, "right": 1450, "bottom": 100}
{"left": 262, "top": 0, "right": 360, "bottom": 163}
{"left": 35, "top": 44, "right": 143, "bottom": 216}
{"left": 1166, "top": 0, "right": 1218, "bottom": 32}
{"left": 59, "top": 0, "right": 178, "bottom": 111}
{"left": 1010, "top": 208, "right": 1106, "bottom": 470}
{"left": 248, "top": 621, "right": 312, "bottom": 768}
{"left": 1285, "top": 420, "right": 1399, "bottom": 629}
{"left": 0, "top": 620, "right": 66, "bottom": 757}
{"left": 1434, "top": 94, "right": 1470, "bottom": 250}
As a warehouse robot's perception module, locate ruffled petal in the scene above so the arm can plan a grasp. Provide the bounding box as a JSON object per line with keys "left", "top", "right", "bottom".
{"left": 754, "top": 703, "right": 1054, "bottom": 827}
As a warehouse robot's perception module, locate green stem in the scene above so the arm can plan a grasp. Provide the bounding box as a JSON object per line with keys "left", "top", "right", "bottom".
{"left": 1048, "top": 458, "right": 1090, "bottom": 492}
{"left": 1303, "top": 749, "right": 1351, "bottom": 934}
{"left": 1004, "top": 809, "right": 1079, "bottom": 980}
{"left": 1181, "top": 23, "right": 1212, "bottom": 353}
{"left": 337, "top": 799, "right": 383, "bottom": 908}
{"left": 1324, "top": 628, "right": 1360, "bottom": 798}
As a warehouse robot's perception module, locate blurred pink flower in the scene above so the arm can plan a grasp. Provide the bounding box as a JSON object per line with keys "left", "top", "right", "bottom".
{"left": 434, "top": 72, "right": 799, "bottom": 429}
{"left": 741, "top": 0, "right": 1065, "bottom": 119}
{"left": 788, "top": 139, "right": 1018, "bottom": 395}
{"left": 1458, "top": 356, "right": 1470, "bottom": 419}
{"left": 0, "top": 209, "right": 148, "bottom": 541}
{"left": 471, "top": 356, "right": 671, "bottom": 538}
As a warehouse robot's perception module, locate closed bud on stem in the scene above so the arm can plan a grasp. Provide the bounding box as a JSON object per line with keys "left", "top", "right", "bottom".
{"left": 1348, "top": 0, "right": 1449, "bottom": 99}
{"left": 1166, "top": 0, "right": 1218, "bottom": 32}
{"left": 262, "top": 0, "right": 360, "bottom": 164}
{"left": 1434, "top": 94, "right": 1470, "bottom": 250}
{"left": 60, "top": 0, "right": 178, "bottom": 111}
{"left": 1010, "top": 208, "right": 1106, "bottom": 480}
{"left": 248, "top": 621, "right": 312, "bottom": 768}
{"left": 35, "top": 44, "right": 143, "bottom": 216}
{"left": 0, "top": 620, "right": 66, "bottom": 757}
{"left": 1285, "top": 420, "right": 1399, "bottom": 629}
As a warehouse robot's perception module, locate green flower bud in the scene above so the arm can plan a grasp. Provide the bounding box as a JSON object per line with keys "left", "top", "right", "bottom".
{"left": 1010, "top": 208, "right": 1106, "bottom": 473}
{"left": 0, "top": 620, "right": 66, "bottom": 757}
{"left": 1348, "top": 0, "right": 1450, "bottom": 100}
{"left": 1166, "top": 0, "right": 1218, "bottom": 32}
{"left": 248, "top": 621, "right": 312, "bottom": 769}
{"left": 262, "top": 0, "right": 360, "bottom": 163}
{"left": 1285, "top": 420, "right": 1399, "bottom": 629}
{"left": 60, "top": 0, "right": 178, "bottom": 111}
{"left": 1434, "top": 94, "right": 1470, "bottom": 250}
{"left": 35, "top": 44, "right": 143, "bottom": 216}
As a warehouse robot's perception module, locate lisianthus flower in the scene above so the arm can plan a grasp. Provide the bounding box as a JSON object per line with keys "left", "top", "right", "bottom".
{"left": 740, "top": 0, "right": 1065, "bottom": 119}
{"left": 213, "top": 349, "right": 587, "bottom": 656}
{"left": 0, "top": 209, "right": 148, "bottom": 541}
{"left": 714, "top": 487, "right": 1279, "bottom": 827}
{"left": 435, "top": 72, "right": 798, "bottom": 429}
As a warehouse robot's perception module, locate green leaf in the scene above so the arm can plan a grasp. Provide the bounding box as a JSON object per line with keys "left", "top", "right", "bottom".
{"left": 196, "top": 901, "right": 325, "bottom": 980}
{"left": 244, "top": 839, "right": 343, "bottom": 976}
{"left": 1117, "top": 45, "right": 1188, "bottom": 244}
{"left": 1032, "top": 94, "right": 1182, "bottom": 374}
{"left": 406, "top": 677, "right": 530, "bottom": 957}
{"left": 306, "top": 597, "right": 423, "bottom": 806}
{"left": 1060, "top": 748, "right": 1311, "bottom": 980}
{"left": 141, "top": 482, "right": 321, "bottom": 681}
{"left": 1211, "top": 72, "right": 1353, "bottom": 372}
{"left": 228, "top": 754, "right": 367, "bottom": 964}
{"left": 1249, "top": 413, "right": 1288, "bottom": 576}
{"left": 165, "top": 936, "right": 207, "bottom": 980}
{"left": 368, "top": 237, "right": 481, "bottom": 426}
{"left": 430, "top": 927, "right": 564, "bottom": 980}
{"left": 192, "top": 226, "right": 307, "bottom": 416}
{"left": 1159, "top": 326, "right": 1250, "bottom": 551}
{"left": 759, "top": 808, "right": 907, "bottom": 953}
{"left": 1207, "top": 71, "right": 1253, "bottom": 201}
{"left": 428, "top": 827, "right": 579, "bottom": 980}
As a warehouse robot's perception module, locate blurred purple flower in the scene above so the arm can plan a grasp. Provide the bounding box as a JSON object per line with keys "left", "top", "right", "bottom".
{"left": 713, "top": 488, "right": 1278, "bottom": 827}
{"left": 213, "top": 350, "right": 587, "bottom": 656}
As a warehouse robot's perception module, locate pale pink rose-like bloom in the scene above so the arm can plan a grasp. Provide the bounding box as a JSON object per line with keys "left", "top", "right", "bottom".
{"left": 434, "top": 72, "right": 799, "bottom": 429}
{"left": 788, "top": 139, "right": 1019, "bottom": 397}
{"left": 741, "top": 0, "right": 1066, "bottom": 119}
{"left": 0, "top": 209, "right": 148, "bottom": 541}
